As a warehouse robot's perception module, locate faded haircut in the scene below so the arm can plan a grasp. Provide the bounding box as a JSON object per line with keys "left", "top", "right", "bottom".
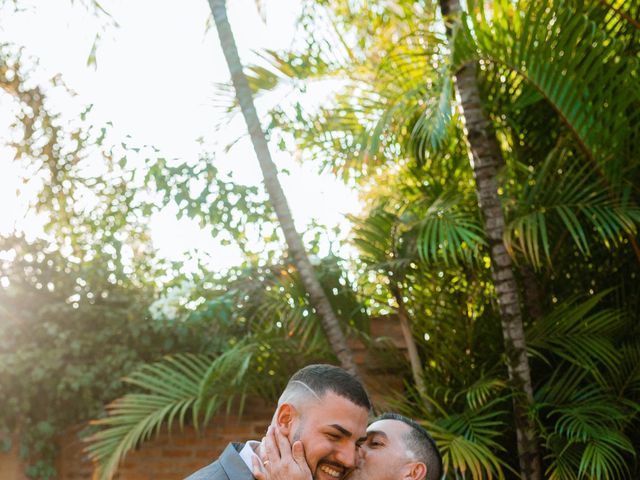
{"left": 374, "top": 412, "right": 443, "bottom": 480}
{"left": 278, "top": 364, "right": 371, "bottom": 411}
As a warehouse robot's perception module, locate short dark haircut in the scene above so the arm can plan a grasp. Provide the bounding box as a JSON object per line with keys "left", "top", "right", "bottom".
{"left": 374, "top": 412, "right": 443, "bottom": 480}
{"left": 285, "top": 364, "right": 371, "bottom": 411}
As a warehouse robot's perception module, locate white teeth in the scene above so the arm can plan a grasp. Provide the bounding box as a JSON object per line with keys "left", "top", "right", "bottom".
{"left": 320, "top": 465, "right": 341, "bottom": 478}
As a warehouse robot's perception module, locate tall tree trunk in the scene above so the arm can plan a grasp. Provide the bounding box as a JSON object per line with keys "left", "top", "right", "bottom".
{"left": 390, "top": 285, "right": 430, "bottom": 409}
{"left": 207, "top": 0, "right": 358, "bottom": 376}
{"left": 439, "top": 1, "right": 542, "bottom": 478}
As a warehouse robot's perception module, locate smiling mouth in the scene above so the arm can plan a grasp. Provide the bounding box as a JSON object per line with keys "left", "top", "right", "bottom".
{"left": 319, "top": 464, "right": 343, "bottom": 478}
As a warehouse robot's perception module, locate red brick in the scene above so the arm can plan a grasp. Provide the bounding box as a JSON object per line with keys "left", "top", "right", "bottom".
{"left": 165, "top": 437, "right": 200, "bottom": 447}
{"left": 118, "top": 474, "right": 151, "bottom": 480}
{"left": 194, "top": 450, "right": 216, "bottom": 459}
{"left": 162, "top": 449, "right": 193, "bottom": 458}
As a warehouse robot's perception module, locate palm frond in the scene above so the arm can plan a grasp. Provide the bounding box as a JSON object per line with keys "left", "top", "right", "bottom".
{"left": 541, "top": 386, "right": 636, "bottom": 480}
{"left": 409, "top": 73, "right": 454, "bottom": 162}
{"left": 455, "top": 0, "right": 639, "bottom": 185}
{"left": 535, "top": 363, "right": 589, "bottom": 405}
{"left": 421, "top": 398, "right": 512, "bottom": 479}
{"left": 85, "top": 332, "right": 311, "bottom": 480}
{"left": 233, "top": 20, "right": 446, "bottom": 179}
{"left": 350, "top": 207, "right": 402, "bottom": 269}
{"left": 505, "top": 149, "right": 640, "bottom": 266}
{"left": 459, "top": 376, "right": 507, "bottom": 411}
{"left": 611, "top": 341, "right": 640, "bottom": 399}
{"left": 552, "top": 388, "right": 631, "bottom": 441}
{"left": 415, "top": 191, "right": 487, "bottom": 266}
{"left": 212, "top": 48, "right": 343, "bottom": 116}
{"left": 526, "top": 291, "right": 624, "bottom": 383}
{"left": 86, "top": 353, "right": 212, "bottom": 480}
{"left": 242, "top": 259, "right": 368, "bottom": 350}
{"left": 543, "top": 433, "right": 583, "bottom": 480}
{"left": 578, "top": 432, "right": 635, "bottom": 480}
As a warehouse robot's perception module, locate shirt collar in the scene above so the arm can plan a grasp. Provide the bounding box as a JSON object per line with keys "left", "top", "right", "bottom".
{"left": 238, "top": 440, "right": 263, "bottom": 476}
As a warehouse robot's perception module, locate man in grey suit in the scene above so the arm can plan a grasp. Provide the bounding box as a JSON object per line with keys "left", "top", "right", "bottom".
{"left": 185, "top": 364, "right": 372, "bottom": 480}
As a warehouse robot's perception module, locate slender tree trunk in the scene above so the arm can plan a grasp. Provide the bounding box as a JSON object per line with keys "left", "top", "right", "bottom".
{"left": 390, "top": 285, "right": 430, "bottom": 409}
{"left": 207, "top": 0, "right": 358, "bottom": 376}
{"left": 439, "top": 1, "right": 542, "bottom": 478}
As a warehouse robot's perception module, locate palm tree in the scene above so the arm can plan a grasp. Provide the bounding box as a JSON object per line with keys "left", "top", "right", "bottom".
{"left": 440, "top": 3, "right": 640, "bottom": 472}
{"left": 438, "top": 0, "right": 542, "bottom": 476}
{"left": 228, "top": 1, "right": 639, "bottom": 477}
{"left": 85, "top": 1, "right": 640, "bottom": 478}
{"left": 206, "top": 0, "right": 358, "bottom": 375}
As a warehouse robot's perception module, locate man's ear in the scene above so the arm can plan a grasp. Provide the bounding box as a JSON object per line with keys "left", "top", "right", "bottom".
{"left": 274, "top": 403, "right": 297, "bottom": 435}
{"left": 402, "top": 462, "right": 427, "bottom": 480}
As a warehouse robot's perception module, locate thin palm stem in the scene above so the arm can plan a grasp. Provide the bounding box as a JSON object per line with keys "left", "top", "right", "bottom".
{"left": 207, "top": 0, "right": 358, "bottom": 376}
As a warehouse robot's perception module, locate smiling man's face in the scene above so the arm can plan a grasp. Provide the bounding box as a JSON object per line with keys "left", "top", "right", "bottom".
{"left": 287, "top": 391, "right": 368, "bottom": 480}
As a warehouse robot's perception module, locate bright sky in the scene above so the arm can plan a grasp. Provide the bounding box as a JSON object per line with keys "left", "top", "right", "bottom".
{"left": 0, "top": 0, "right": 359, "bottom": 270}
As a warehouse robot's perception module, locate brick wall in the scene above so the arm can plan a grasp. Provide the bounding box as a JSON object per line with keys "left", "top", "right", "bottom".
{"left": 0, "top": 433, "right": 28, "bottom": 480}
{"left": 1, "top": 316, "right": 408, "bottom": 480}
{"left": 54, "top": 400, "right": 274, "bottom": 480}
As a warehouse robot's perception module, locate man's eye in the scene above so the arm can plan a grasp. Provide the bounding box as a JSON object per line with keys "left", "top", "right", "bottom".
{"left": 326, "top": 433, "right": 340, "bottom": 440}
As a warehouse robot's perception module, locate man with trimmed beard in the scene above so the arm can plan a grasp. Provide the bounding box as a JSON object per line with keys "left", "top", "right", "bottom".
{"left": 185, "top": 364, "right": 371, "bottom": 480}
{"left": 254, "top": 412, "right": 443, "bottom": 480}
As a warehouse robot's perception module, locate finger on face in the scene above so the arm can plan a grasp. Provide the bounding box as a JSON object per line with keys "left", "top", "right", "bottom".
{"left": 264, "top": 425, "right": 281, "bottom": 461}
{"left": 252, "top": 455, "right": 266, "bottom": 480}
{"left": 291, "top": 440, "right": 306, "bottom": 465}
{"left": 274, "top": 424, "right": 292, "bottom": 456}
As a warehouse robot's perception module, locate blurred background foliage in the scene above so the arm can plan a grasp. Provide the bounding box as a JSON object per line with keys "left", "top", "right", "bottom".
{"left": 1, "top": 0, "right": 640, "bottom": 479}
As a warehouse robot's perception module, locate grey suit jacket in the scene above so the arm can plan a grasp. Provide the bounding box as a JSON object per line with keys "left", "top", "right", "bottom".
{"left": 185, "top": 443, "right": 255, "bottom": 480}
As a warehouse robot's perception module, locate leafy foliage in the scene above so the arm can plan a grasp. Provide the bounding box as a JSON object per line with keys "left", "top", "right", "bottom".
{"left": 528, "top": 292, "right": 640, "bottom": 479}
{"left": 221, "top": 0, "right": 640, "bottom": 478}
{"left": 0, "top": 236, "right": 212, "bottom": 478}
{"left": 0, "top": 42, "right": 210, "bottom": 478}
{"left": 504, "top": 150, "right": 640, "bottom": 267}
{"left": 88, "top": 349, "right": 262, "bottom": 480}
{"left": 456, "top": 0, "right": 639, "bottom": 184}
{"left": 2, "top": 1, "right": 640, "bottom": 479}
{"left": 85, "top": 255, "right": 369, "bottom": 479}
{"left": 143, "top": 156, "right": 280, "bottom": 260}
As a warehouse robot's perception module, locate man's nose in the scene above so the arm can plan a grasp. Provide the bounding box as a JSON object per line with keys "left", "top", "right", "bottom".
{"left": 335, "top": 444, "right": 357, "bottom": 469}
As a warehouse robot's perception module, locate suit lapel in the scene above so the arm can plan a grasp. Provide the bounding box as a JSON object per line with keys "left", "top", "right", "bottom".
{"left": 219, "top": 443, "right": 255, "bottom": 479}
